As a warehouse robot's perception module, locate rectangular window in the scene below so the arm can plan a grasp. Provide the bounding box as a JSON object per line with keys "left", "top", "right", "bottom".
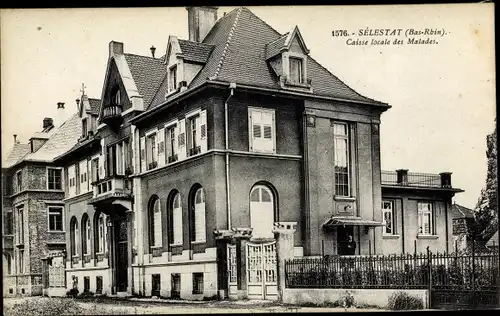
{"left": 17, "top": 206, "right": 24, "bottom": 244}
{"left": 382, "top": 200, "right": 395, "bottom": 235}
{"left": 91, "top": 157, "right": 99, "bottom": 183}
{"left": 68, "top": 165, "right": 76, "bottom": 197}
{"left": 123, "top": 139, "right": 132, "bottom": 174}
{"left": 107, "top": 144, "right": 116, "bottom": 176}
{"left": 171, "top": 274, "right": 181, "bottom": 299}
{"left": 16, "top": 171, "right": 22, "bottom": 193}
{"left": 418, "top": 202, "right": 434, "bottom": 235}
{"left": 82, "top": 118, "right": 88, "bottom": 137}
{"left": 96, "top": 276, "right": 103, "bottom": 294}
{"left": 5, "top": 210, "right": 13, "bottom": 235}
{"left": 289, "top": 57, "right": 303, "bottom": 84}
{"left": 116, "top": 142, "right": 123, "bottom": 175}
{"left": 187, "top": 115, "right": 200, "bottom": 156}
{"left": 48, "top": 207, "right": 63, "bottom": 232}
{"left": 84, "top": 276, "right": 90, "bottom": 293}
{"left": 152, "top": 274, "right": 161, "bottom": 297}
{"left": 249, "top": 108, "right": 276, "bottom": 153}
{"left": 192, "top": 273, "right": 204, "bottom": 294}
{"left": 169, "top": 65, "right": 177, "bottom": 91}
{"left": 166, "top": 125, "right": 178, "bottom": 163}
{"left": 146, "top": 133, "right": 158, "bottom": 169}
{"left": 333, "top": 122, "right": 350, "bottom": 197}
{"left": 47, "top": 168, "right": 62, "bottom": 190}
{"left": 19, "top": 250, "right": 24, "bottom": 274}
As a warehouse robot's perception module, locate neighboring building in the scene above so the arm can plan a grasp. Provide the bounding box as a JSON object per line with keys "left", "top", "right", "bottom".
{"left": 486, "top": 229, "right": 499, "bottom": 251}
{"left": 2, "top": 109, "right": 81, "bottom": 297}
{"left": 449, "top": 202, "right": 476, "bottom": 251}
{"left": 46, "top": 6, "right": 463, "bottom": 301}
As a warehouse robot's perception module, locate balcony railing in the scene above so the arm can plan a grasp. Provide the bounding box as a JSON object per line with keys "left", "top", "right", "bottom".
{"left": 381, "top": 170, "right": 446, "bottom": 188}
{"left": 168, "top": 154, "right": 178, "bottom": 163}
{"left": 102, "top": 104, "right": 123, "bottom": 130}
{"left": 91, "top": 175, "right": 131, "bottom": 201}
{"left": 188, "top": 146, "right": 201, "bottom": 157}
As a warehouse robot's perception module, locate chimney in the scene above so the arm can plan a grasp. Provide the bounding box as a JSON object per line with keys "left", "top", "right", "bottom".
{"left": 43, "top": 117, "right": 54, "bottom": 130}
{"left": 109, "top": 41, "right": 124, "bottom": 57}
{"left": 396, "top": 169, "right": 409, "bottom": 185}
{"left": 57, "top": 102, "right": 65, "bottom": 109}
{"left": 150, "top": 45, "right": 156, "bottom": 58}
{"left": 56, "top": 101, "right": 66, "bottom": 127}
{"left": 440, "top": 172, "right": 452, "bottom": 188}
{"left": 186, "top": 6, "right": 218, "bottom": 42}
{"left": 13, "top": 134, "right": 18, "bottom": 144}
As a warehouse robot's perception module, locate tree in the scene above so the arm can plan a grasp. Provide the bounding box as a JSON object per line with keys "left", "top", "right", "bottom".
{"left": 473, "top": 121, "right": 498, "bottom": 246}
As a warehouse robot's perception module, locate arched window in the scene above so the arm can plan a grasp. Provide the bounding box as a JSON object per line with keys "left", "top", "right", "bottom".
{"left": 70, "top": 217, "right": 79, "bottom": 256}
{"left": 193, "top": 187, "right": 206, "bottom": 242}
{"left": 172, "top": 193, "right": 183, "bottom": 245}
{"left": 249, "top": 185, "right": 275, "bottom": 239}
{"left": 149, "top": 197, "right": 162, "bottom": 248}
{"left": 82, "top": 215, "right": 91, "bottom": 255}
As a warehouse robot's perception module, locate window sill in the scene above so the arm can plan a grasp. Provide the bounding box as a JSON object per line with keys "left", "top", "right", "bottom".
{"left": 382, "top": 234, "right": 400, "bottom": 239}
{"left": 150, "top": 245, "right": 163, "bottom": 249}
{"left": 47, "top": 230, "right": 66, "bottom": 233}
{"left": 170, "top": 243, "right": 183, "bottom": 247}
{"left": 191, "top": 240, "right": 206, "bottom": 245}
{"left": 417, "top": 235, "right": 439, "bottom": 240}
{"left": 334, "top": 196, "right": 356, "bottom": 202}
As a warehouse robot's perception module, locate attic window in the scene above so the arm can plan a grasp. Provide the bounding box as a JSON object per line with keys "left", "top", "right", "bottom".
{"left": 169, "top": 65, "right": 178, "bottom": 92}
{"left": 82, "top": 118, "right": 88, "bottom": 137}
{"left": 289, "top": 57, "right": 303, "bottom": 84}
{"left": 114, "top": 90, "right": 121, "bottom": 105}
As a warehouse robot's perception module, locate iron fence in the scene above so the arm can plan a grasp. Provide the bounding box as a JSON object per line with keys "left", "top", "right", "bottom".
{"left": 285, "top": 248, "right": 499, "bottom": 291}
{"left": 381, "top": 171, "right": 442, "bottom": 188}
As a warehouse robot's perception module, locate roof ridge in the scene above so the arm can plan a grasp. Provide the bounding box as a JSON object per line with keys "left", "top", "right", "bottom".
{"left": 213, "top": 7, "right": 244, "bottom": 79}
{"left": 307, "top": 55, "right": 384, "bottom": 104}
{"left": 124, "top": 52, "right": 163, "bottom": 61}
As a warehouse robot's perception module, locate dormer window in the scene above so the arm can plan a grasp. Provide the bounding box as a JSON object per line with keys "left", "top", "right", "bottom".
{"left": 82, "top": 118, "right": 88, "bottom": 137}
{"left": 169, "top": 65, "right": 177, "bottom": 92}
{"left": 289, "top": 57, "right": 304, "bottom": 84}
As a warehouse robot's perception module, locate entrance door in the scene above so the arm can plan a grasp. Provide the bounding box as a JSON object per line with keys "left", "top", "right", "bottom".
{"left": 246, "top": 242, "right": 277, "bottom": 300}
{"left": 337, "top": 225, "right": 354, "bottom": 255}
{"left": 115, "top": 218, "right": 128, "bottom": 292}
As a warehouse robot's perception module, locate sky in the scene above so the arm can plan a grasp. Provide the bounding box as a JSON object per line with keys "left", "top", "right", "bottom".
{"left": 1, "top": 4, "right": 495, "bottom": 209}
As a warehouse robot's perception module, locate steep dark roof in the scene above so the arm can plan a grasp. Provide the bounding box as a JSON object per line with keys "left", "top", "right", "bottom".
{"left": 178, "top": 40, "right": 215, "bottom": 63}
{"left": 124, "top": 53, "right": 168, "bottom": 108}
{"left": 148, "top": 6, "right": 386, "bottom": 110}
{"left": 89, "top": 98, "right": 101, "bottom": 114}
{"left": 451, "top": 203, "right": 475, "bottom": 219}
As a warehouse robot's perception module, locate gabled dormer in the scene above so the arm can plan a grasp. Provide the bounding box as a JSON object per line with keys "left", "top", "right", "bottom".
{"left": 76, "top": 89, "right": 100, "bottom": 142}
{"left": 164, "top": 36, "right": 215, "bottom": 98}
{"left": 266, "top": 26, "right": 312, "bottom": 92}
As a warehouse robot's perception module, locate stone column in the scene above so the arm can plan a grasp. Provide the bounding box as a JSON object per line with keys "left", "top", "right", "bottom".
{"left": 273, "top": 222, "right": 297, "bottom": 303}
{"left": 231, "top": 227, "right": 253, "bottom": 300}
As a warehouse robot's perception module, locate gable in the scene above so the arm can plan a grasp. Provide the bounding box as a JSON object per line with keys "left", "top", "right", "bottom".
{"left": 102, "top": 59, "right": 132, "bottom": 112}
{"left": 289, "top": 36, "right": 306, "bottom": 55}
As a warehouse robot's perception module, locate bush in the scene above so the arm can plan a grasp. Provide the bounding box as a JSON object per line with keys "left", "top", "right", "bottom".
{"left": 77, "top": 291, "right": 95, "bottom": 299}
{"left": 66, "top": 288, "right": 79, "bottom": 298}
{"left": 5, "top": 297, "right": 83, "bottom": 316}
{"left": 387, "top": 291, "right": 424, "bottom": 310}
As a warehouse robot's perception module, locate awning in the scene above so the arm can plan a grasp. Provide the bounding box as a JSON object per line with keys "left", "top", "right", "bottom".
{"left": 323, "top": 216, "right": 385, "bottom": 228}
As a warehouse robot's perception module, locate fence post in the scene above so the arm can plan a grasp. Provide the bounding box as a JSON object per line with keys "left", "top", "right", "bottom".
{"left": 273, "top": 222, "right": 297, "bottom": 303}
{"left": 427, "top": 246, "right": 432, "bottom": 309}
{"left": 472, "top": 237, "right": 476, "bottom": 308}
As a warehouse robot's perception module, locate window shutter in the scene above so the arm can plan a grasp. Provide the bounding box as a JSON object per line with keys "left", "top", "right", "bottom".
{"left": 154, "top": 202, "right": 162, "bottom": 247}
{"left": 140, "top": 136, "right": 146, "bottom": 173}
{"left": 98, "top": 155, "right": 104, "bottom": 180}
{"left": 199, "top": 110, "right": 207, "bottom": 153}
{"left": 178, "top": 118, "right": 186, "bottom": 160}
{"left": 158, "top": 128, "right": 166, "bottom": 167}
{"left": 195, "top": 203, "right": 206, "bottom": 242}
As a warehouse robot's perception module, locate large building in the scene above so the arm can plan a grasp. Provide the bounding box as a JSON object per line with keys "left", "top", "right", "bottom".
{"left": 2, "top": 109, "right": 81, "bottom": 296}
{"left": 4, "top": 6, "right": 463, "bottom": 300}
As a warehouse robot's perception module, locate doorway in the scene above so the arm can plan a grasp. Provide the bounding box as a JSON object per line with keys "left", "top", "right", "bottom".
{"left": 336, "top": 225, "right": 354, "bottom": 255}
{"left": 115, "top": 216, "right": 128, "bottom": 292}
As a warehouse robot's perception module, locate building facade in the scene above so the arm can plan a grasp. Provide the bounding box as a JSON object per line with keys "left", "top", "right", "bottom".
{"left": 2, "top": 112, "right": 80, "bottom": 296}
{"left": 7, "top": 6, "right": 464, "bottom": 300}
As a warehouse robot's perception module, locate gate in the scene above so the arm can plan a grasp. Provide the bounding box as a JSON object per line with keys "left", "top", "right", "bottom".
{"left": 246, "top": 241, "right": 277, "bottom": 300}
{"left": 227, "top": 244, "right": 238, "bottom": 297}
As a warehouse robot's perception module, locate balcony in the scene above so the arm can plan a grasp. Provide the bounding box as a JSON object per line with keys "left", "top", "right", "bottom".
{"left": 101, "top": 104, "right": 123, "bottom": 130}
{"left": 89, "top": 175, "right": 132, "bottom": 205}
{"left": 381, "top": 169, "right": 461, "bottom": 191}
